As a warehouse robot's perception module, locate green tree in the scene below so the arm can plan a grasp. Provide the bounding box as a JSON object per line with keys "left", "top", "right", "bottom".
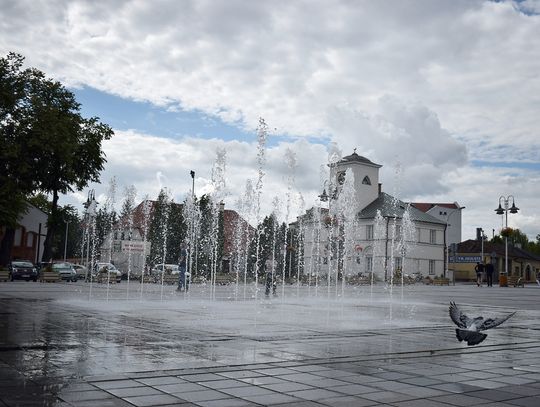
{"left": 27, "top": 192, "right": 52, "bottom": 214}
{"left": 0, "top": 53, "right": 41, "bottom": 264}
{"left": 94, "top": 205, "right": 116, "bottom": 260}
{"left": 50, "top": 205, "right": 83, "bottom": 261}
{"left": 0, "top": 53, "right": 113, "bottom": 265}
{"left": 166, "top": 201, "right": 186, "bottom": 264}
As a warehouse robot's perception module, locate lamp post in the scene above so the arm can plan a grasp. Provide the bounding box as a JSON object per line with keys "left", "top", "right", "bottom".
{"left": 495, "top": 196, "right": 519, "bottom": 286}
{"left": 83, "top": 190, "right": 97, "bottom": 274}
{"left": 319, "top": 180, "right": 336, "bottom": 288}
{"left": 480, "top": 228, "right": 485, "bottom": 263}
{"left": 444, "top": 206, "right": 465, "bottom": 280}
{"left": 63, "top": 220, "right": 70, "bottom": 262}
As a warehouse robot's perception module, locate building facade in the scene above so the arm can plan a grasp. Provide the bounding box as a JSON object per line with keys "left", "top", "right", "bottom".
{"left": 452, "top": 239, "right": 540, "bottom": 283}
{"left": 301, "top": 152, "right": 449, "bottom": 281}
{"left": 0, "top": 203, "right": 48, "bottom": 264}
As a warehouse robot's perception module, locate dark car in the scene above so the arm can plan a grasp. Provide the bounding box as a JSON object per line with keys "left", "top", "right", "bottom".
{"left": 8, "top": 260, "right": 38, "bottom": 282}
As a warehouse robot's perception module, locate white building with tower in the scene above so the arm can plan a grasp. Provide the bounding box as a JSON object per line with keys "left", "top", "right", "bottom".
{"left": 300, "top": 151, "right": 461, "bottom": 281}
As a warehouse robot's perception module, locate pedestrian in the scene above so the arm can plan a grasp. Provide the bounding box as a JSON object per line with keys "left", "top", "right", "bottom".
{"left": 177, "top": 242, "right": 188, "bottom": 292}
{"left": 475, "top": 262, "right": 484, "bottom": 287}
{"left": 264, "top": 258, "right": 277, "bottom": 297}
{"left": 486, "top": 262, "right": 494, "bottom": 287}
{"left": 536, "top": 271, "right": 540, "bottom": 287}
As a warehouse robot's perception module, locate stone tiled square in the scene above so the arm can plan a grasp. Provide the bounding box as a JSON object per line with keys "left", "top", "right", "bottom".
{"left": 3, "top": 283, "right": 540, "bottom": 407}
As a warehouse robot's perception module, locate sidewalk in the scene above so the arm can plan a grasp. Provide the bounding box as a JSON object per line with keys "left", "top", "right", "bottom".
{"left": 1, "top": 282, "right": 539, "bottom": 406}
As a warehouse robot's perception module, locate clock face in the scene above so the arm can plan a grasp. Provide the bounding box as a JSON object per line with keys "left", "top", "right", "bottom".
{"left": 337, "top": 171, "right": 346, "bottom": 185}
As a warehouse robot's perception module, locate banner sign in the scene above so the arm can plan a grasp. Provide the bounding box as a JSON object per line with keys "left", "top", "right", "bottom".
{"left": 449, "top": 255, "right": 481, "bottom": 263}
{"left": 120, "top": 241, "right": 149, "bottom": 253}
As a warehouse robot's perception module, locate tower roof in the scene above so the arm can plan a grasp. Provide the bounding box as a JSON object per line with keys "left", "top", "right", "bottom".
{"left": 337, "top": 151, "right": 382, "bottom": 168}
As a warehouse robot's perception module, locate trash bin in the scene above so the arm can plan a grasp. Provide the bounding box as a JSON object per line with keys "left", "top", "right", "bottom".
{"left": 499, "top": 274, "right": 508, "bottom": 287}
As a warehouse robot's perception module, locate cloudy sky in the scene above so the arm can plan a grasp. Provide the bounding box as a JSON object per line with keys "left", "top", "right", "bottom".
{"left": 1, "top": 0, "right": 539, "bottom": 240}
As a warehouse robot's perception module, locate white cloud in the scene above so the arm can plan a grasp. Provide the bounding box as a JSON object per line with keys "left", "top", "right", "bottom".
{"left": 2, "top": 0, "right": 539, "bottom": 239}
{"left": 65, "top": 130, "right": 327, "bottom": 222}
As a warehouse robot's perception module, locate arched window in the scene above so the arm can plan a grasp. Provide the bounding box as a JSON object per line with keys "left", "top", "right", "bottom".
{"left": 362, "top": 176, "right": 371, "bottom": 185}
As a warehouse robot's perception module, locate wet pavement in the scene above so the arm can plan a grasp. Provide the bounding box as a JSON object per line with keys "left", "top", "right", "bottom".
{"left": 1, "top": 281, "right": 540, "bottom": 406}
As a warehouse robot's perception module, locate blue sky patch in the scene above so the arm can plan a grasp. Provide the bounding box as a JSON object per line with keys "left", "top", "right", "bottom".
{"left": 72, "top": 86, "right": 255, "bottom": 142}
{"left": 471, "top": 160, "right": 540, "bottom": 171}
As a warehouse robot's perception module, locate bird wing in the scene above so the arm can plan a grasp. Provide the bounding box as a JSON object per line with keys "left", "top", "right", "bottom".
{"left": 449, "top": 302, "right": 472, "bottom": 328}
{"left": 479, "top": 312, "right": 516, "bottom": 331}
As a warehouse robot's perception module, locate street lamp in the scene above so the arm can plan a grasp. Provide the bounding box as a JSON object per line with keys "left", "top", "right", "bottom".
{"left": 63, "top": 220, "right": 70, "bottom": 262}
{"left": 83, "top": 190, "right": 97, "bottom": 274}
{"left": 444, "top": 206, "right": 465, "bottom": 280}
{"left": 495, "top": 196, "right": 519, "bottom": 285}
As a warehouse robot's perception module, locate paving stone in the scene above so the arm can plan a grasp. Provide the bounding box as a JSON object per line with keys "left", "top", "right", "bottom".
{"left": 122, "top": 393, "right": 184, "bottom": 406}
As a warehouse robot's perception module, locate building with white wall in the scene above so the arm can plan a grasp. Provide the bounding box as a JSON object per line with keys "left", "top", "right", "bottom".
{"left": 301, "top": 152, "right": 451, "bottom": 280}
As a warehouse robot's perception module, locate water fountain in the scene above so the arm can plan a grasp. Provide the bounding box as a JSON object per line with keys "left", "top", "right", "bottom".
{"left": 76, "top": 119, "right": 430, "bottom": 337}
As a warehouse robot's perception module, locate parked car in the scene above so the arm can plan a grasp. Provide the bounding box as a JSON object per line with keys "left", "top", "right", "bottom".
{"left": 151, "top": 264, "right": 180, "bottom": 275}
{"left": 93, "top": 262, "right": 122, "bottom": 283}
{"left": 51, "top": 262, "right": 77, "bottom": 282}
{"left": 8, "top": 260, "right": 38, "bottom": 282}
{"left": 71, "top": 264, "right": 88, "bottom": 281}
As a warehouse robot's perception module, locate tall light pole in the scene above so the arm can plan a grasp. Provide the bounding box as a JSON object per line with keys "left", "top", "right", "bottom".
{"left": 319, "top": 180, "right": 336, "bottom": 288}
{"left": 190, "top": 170, "right": 195, "bottom": 197}
{"left": 495, "top": 196, "right": 519, "bottom": 285}
{"left": 444, "top": 206, "right": 465, "bottom": 280}
{"left": 63, "top": 220, "right": 70, "bottom": 262}
{"left": 480, "top": 228, "right": 485, "bottom": 263}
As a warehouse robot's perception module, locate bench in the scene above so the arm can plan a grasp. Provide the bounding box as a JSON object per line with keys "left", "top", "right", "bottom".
{"left": 0, "top": 270, "right": 10, "bottom": 282}
{"left": 347, "top": 275, "right": 372, "bottom": 285}
{"left": 40, "top": 271, "right": 60, "bottom": 283}
{"left": 433, "top": 277, "right": 450, "bottom": 286}
{"left": 507, "top": 275, "right": 524, "bottom": 287}
{"left": 214, "top": 273, "right": 236, "bottom": 285}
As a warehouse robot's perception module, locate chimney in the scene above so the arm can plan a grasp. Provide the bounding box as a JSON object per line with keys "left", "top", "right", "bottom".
{"left": 476, "top": 228, "right": 483, "bottom": 241}
{"left": 219, "top": 201, "right": 225, "bottom": 212}
{"left": 378, "top": 183, "right": 382, "bottom": 196}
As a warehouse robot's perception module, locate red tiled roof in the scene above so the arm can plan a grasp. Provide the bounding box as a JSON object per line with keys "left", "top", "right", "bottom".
{"left": 411, "top": 202, "right": 459, "bottom": 213}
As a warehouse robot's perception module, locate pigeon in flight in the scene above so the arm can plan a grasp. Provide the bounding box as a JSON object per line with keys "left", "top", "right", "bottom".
{"left": 449, "top": 301, "right": 515, "bottom": 346}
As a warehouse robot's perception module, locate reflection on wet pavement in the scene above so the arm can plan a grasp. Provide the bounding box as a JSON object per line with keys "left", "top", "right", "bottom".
{"left": 1, "top": 282, "right": 540, "bottom": 406}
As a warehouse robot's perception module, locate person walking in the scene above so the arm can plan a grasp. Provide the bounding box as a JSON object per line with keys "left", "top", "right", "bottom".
{"left": 264, "top": 258, "right": 277, "bottom": 297}
{"left": 486, "top": 262, "right": 494, "bottom": 287}
{"left": 475, "top": 262, "right": 484, "bottom": 287}
{"left": 177, "top": 242, "right": 188, "bottom": 292}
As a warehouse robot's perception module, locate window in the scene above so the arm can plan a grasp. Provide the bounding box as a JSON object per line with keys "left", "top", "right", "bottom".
{"left": 439, "top": 211, "right": 447, "bottom": 216}
{"left": 323, "top": 256, "right": 328, "bottom": 265}
{"left": 429, "top": 230, "right": 436, "bottom": 244}
{"left": 366, "top": 225, "right": 374, "bottom": 240}
{"left": 395, "top": 225, "right": 402, "bottom": 239}
{"left": 429, "top": 260, "right": 436, "bottom": 275}
{"left": 26, "top": 233, "right": 34, "bottom": 248}
{"left": 365, "top": 256, "right": 373, "bottom": 273}
{"left": 337, "top": 171, "right": 346, "bottom": 185}
{"left": 14, "top": 227, "right": 23, "bottom": 247}
{"left": 362, "top": 176, "right": 371, "bottom": 185}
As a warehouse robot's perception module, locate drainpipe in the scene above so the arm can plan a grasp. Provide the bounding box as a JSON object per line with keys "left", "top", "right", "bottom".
{"left": 384, "top": 217, "right": 389, "bottom": 281}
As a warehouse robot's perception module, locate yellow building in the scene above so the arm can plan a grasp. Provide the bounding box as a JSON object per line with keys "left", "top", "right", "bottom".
{"left": 451, "top": 239, "right": 540, "bottom": 283}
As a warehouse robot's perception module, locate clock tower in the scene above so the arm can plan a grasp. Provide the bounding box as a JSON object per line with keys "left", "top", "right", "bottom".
{"left": 330, "top": 151, "right": 382, "bottom": 211}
